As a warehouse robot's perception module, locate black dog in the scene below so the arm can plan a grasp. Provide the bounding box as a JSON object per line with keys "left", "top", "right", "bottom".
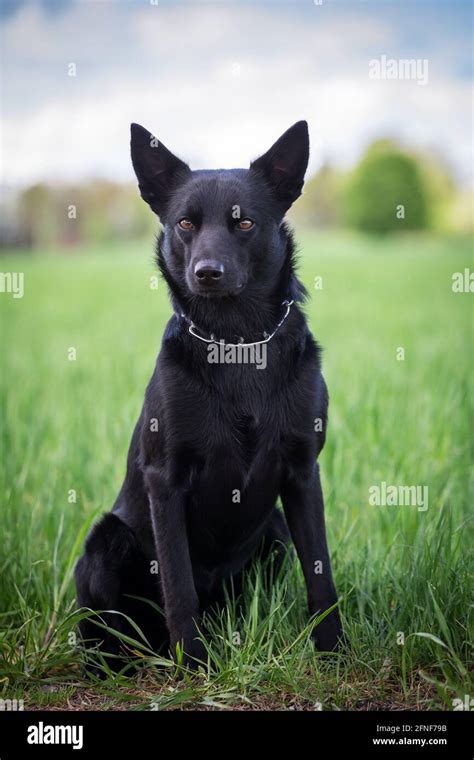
{"left": 75, "top": 121, "right": 343, "bottom": 669}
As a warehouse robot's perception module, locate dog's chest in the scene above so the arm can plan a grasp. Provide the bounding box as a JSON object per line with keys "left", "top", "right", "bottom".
{"left": 189, "top": 407, "right": 282, "bottom": 536}
{"left": 193, "top": 390, "right": 284, "bottom": 491}
{"left": 158, "top": 345, "right": 308, "bottom": 489}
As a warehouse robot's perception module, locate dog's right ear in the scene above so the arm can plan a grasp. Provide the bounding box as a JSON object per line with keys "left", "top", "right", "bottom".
{"left": 250, "top": 121, "right": 309, "bottom": 214}
{"left": 130, "top": 123, "right": 191, "bottom": 217}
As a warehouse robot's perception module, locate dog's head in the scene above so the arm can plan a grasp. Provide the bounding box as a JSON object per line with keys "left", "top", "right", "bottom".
{"left": 131, "top": 121, "right": 309, "bottom": 298}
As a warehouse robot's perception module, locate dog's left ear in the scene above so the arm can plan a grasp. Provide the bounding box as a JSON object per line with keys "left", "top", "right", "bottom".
{"left": 250, "top": 121, "right": 309, "bottom": 214}
{"left": 130, "top": 123, "right": 191, "bottom": 217}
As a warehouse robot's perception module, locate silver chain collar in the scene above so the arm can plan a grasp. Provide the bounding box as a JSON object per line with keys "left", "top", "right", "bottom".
{"left": 177, "top": 299, "right": 295, "bottom": 348}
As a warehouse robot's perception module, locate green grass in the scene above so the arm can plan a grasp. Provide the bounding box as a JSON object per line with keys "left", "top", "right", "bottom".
{"left": 0, "top": 230, "right": 472, "bottom": 710}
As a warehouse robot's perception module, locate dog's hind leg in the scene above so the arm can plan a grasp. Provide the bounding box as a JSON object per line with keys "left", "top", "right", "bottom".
{"left": 74, "top": 513, "right": 167, "bottom": 676}
{"left": 259, "top": 507, "right": 293, "bottom": 580}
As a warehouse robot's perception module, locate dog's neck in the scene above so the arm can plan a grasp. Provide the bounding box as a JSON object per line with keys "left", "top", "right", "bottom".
{"left": 158, "top": 229, "right": 306, "bottom": 342}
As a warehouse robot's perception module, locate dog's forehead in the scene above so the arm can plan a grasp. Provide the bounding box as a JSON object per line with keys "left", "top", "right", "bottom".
{"left": 178, "top": 170, "right": 255, "bottom": 211}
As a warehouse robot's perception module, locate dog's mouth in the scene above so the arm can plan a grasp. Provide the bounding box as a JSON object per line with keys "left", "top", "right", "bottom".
{"left": 189, "top": 281, "right": 247, "bottom": 298}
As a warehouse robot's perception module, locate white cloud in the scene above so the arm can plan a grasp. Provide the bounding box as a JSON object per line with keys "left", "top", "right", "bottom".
{"left": 1, "top": 2, "right": 471, "bottom": 188}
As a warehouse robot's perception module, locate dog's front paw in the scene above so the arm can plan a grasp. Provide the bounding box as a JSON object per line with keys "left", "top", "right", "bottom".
{"left": 311, "top": 608, "right": 346, "bottom": 652}
{"left": 171, "top": 622, "right": 207, "bottom": 671}
{"left": 181, "top": 637, "right": 208, "bottom": 671}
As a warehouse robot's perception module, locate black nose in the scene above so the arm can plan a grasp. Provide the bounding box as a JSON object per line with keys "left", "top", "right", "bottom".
{"left": 194, "top": 259, "right": 224, "bottom": 285}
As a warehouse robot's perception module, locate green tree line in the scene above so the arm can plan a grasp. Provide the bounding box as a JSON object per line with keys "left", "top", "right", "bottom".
{"left": 1, "top": 139, "right": 471, "bottom": 249}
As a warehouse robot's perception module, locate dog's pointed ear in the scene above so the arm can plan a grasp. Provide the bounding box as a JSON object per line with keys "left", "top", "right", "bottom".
{"left": 250, "top": 121, "right": 309, "bottom": 213}
{"left": 130, "top": 123, "right": 191, "bottom": 217}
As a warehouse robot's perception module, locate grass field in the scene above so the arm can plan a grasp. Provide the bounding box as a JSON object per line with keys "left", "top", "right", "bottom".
{"left": 1, "top": 230, "right": 472, "bottom": 711}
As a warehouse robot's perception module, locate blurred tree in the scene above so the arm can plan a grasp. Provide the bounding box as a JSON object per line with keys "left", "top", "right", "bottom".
{"left": 416, "top": 151, "right": 460, "bottom": 232}
{"left": 290, "top": 163, "right": 344, "bottom": 228}
{"left": 448, "top": 189, "right": 474, "bottom": 233}
{"left": 5, "top": 142, "right": 466, "bottom": 250}
{"left": 12, "top": 181, "right": 156, "bottom": 249}
{"left": 343, "top": 140, "right": 430, "bottom": 234}
{"left": 17, "top": 184, "right": 56, "bottom": 247}
{"left": 85, "top": 182, "right": 155, "bottom": 243}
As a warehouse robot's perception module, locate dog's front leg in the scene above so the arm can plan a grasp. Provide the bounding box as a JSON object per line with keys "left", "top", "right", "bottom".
{"left": 144, "top": 465, "right": 205, "bottom": 667}
{"left": 281, "top": 462, "right": 344, "bottom": 651}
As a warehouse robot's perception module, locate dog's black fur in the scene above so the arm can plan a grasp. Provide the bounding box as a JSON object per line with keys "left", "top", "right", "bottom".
{"left": 75, "top": 121, "right": 344, "bottom": 669}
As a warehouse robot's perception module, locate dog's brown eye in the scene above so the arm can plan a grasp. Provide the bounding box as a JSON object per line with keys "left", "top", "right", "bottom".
{"left": 237, "top": 219, "right": 254, "bottom": 230}
{"left": 178, "top": 218, "right": 194, "bottom": 230}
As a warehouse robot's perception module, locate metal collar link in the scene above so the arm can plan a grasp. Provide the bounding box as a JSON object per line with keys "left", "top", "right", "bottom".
{"left": 178, "top": 299, "right": 295, "bottom": 348}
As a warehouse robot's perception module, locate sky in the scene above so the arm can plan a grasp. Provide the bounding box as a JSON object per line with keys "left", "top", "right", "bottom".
{"left": 1, "top": 0, "right": 472, "bottom": 189}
